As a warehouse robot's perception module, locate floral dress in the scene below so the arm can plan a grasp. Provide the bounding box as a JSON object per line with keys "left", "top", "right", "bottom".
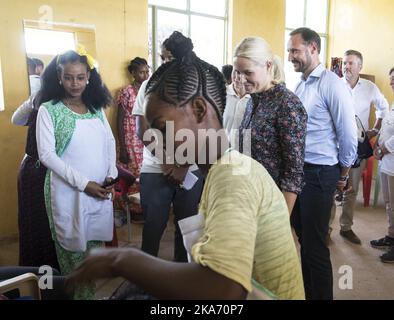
{"left": 239, "top": 83, "right": 308, "bottom": 195}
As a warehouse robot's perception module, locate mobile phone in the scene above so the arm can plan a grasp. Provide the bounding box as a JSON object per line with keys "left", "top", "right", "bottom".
{"left": 180, "top": 171, "right": 199, "bottom": 190}
{"left": 102, "top": 177, "right": 120, "bottom": 188}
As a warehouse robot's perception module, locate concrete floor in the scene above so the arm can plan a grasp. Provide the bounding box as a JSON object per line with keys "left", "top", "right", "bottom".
{"left": 1, "top": 186, "right": 394, "bottom": 300}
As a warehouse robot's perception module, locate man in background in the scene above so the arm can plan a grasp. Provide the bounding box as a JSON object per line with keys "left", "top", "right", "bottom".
{"left": 329, "top": 50, "right": 389, "bottom": 244}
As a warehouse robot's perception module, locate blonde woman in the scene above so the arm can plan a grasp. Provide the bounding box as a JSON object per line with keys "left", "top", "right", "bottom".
{"left": 235, "top": 37, "right": 307, "bottom": 213}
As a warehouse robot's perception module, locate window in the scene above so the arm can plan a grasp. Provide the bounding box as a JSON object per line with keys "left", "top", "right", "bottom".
{"left": 148, "top": 0, "right": 228, "bottom": 70}
{"left": 284, "top": 0, "right": 329, "bottom": 91}
{"left": 24, "top": 28, "right": 76, "bottom": 56}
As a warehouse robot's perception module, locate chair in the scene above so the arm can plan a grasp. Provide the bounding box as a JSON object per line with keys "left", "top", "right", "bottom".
{"left": 373, "top": 166, "right": 381, "bottom": 208}
{"left": 0, "top": 266, "right": 70, "bottom": 300}
{"left": 361, "top": 157, "right": 374, "bottom": 207}
{"left": 113, "top": 166, "right": 137, "bottom": 243}
{"left": 0, "top": 273, "right": 41, "bottom": 300}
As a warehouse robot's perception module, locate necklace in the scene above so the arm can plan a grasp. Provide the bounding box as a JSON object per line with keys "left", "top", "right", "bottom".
{"left": 63, "top": 98, "right": 88, "bottom": 115}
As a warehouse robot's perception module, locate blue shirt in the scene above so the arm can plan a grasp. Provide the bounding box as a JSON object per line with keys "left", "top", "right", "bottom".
{"left": 295, "top": 64, "right": 357, "bottom": 168}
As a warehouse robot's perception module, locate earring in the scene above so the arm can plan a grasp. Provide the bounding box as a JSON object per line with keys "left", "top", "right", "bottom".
{"left": 86, "top": 80, "right": 89, "bottom": 85}
{"left": 59, "top": 81, "right": 62, "bottom": 85}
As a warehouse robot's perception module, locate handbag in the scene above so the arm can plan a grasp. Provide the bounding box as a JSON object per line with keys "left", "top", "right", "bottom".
{"left": 352, "top": 115, "right": 373, "bottom": 168}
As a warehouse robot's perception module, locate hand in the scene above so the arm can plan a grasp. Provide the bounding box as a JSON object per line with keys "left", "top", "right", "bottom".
{"left": 84, "top": 181, "right": 111, "bottom": 200}
{"left": 162, "top": 164, "right": 189, "bottom": 185}
{"left": 103, "top": 177, "right": 116, "bottom": 200}
{"left": 366, "top": 129, "right": 378, "bottom": 140}
{"left": 336, "top": 176, "right": 351, "bottom": 193}
{"left": 65, "top": 248, "right": 122, "bottom": 293}
{"left": 373, "top": 146, "right": 384, "bottom": 160}
{"left": 119, "top": 148, "right": 129, "bottom": 164}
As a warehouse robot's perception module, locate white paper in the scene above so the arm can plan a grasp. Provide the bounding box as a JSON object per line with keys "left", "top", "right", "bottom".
{"left": 181, "top": 171, "right": 199, "bottom": 190}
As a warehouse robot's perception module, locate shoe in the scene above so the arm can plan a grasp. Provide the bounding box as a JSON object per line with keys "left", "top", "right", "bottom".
{"left": 380, "top": 247, "right": 394, "bottom": 263}
{"left": 340, "top": 229, "right": 361, "bottom": 244}
{"left": 370, "top": 236, "right": 394, "bottom": 250}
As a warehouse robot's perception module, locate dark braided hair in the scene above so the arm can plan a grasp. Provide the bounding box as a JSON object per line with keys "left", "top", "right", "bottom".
{"left": 146, "top": 31, "right": 226, "bottom": 123}
{"left": 127, "top": 57, "right": 148, "bottom": 74}
{"left": 34, "top": 51, "right": 112, "bottom": 113}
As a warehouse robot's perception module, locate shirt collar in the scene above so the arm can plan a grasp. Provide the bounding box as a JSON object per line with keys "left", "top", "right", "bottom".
{"left": 301, "top": 63, "right": 325, "bottom": 81}
{"left": 342, "top": 76, "right": 362, "bottom": 88}
{"left": 226, "top": 84, "right": 237, "bottom": 97}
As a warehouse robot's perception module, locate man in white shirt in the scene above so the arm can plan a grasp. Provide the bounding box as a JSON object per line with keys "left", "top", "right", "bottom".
{"left": 222, "top": 70, "right": 250, "bottom": 146}
{"left": 330, "top": 50, "right": 389, "bottom": 245}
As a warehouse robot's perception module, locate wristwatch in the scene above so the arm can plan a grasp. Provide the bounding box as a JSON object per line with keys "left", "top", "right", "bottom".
{"left": 371, "top": 128, "right": 380, "bottom": 135}
{"left": 377, "top": 147, "right": 383, "bottom": 157}
{"left": 339, "top": 175, "right": 349, "bottom": 182}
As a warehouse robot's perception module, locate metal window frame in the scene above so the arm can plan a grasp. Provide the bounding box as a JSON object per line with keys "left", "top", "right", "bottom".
{"left": 285, "top": 0, "right": 329, "bottom": 63}
{"left": 148, "top": 0, "right": 229, "bottom": 70}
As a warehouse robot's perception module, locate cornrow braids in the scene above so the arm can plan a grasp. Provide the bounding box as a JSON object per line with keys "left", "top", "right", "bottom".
{"left": 146, "top": 33, "right": 226, "bottom": 124}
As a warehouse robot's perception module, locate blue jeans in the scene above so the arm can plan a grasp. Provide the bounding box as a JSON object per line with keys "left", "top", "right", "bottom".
{"left": 291, "top": 163, "right": 340, "bottom": 300}
{"left": 140, "top": 171, "right": 204, "bottom": 262}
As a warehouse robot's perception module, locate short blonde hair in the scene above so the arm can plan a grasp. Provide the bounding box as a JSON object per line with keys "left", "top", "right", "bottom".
{"left": 234, "top": 37, "right": 285, "bottom": 84}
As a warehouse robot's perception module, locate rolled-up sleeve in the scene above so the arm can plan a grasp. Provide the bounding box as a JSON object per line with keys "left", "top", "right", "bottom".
{"left": 327, "top": 81, "right": 358, "bottom": 168}
{"left": 372, "top": 84, "right": 389, "bottom": 120}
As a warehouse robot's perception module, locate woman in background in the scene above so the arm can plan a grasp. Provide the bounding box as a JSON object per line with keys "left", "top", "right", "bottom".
{"left": 12, "top": 77, "right": 59, "bottom": 270}
{"left": 36, "top": 49, "right": 116, "bottom": 299}
{"left": 116, "top": 57, "right": 149, "bottom": 219}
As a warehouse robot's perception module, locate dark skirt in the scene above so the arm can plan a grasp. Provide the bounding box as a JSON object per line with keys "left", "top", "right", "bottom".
{"left": 17, "top": 155, "right": 59, "bottom": 270}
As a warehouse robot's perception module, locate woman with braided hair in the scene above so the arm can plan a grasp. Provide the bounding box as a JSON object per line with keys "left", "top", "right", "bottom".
{"left": 66, "top": 32, "right": 305, "bottom": 300}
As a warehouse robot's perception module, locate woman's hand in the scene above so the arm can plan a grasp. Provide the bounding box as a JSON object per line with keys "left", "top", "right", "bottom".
{"left": 84, "top": 181, "right": 111, "bottom": 200}
{"left": 119, "top": 148, "right": 129, "bottom": 164}
{"left": 162, "top": 164, "right": 189, "bottom": 186}
{"left": 65, "top": 248, "right": 127, "bottom": 292}
{"left": 103, "top": 177, "right": 116, "bottom": 200}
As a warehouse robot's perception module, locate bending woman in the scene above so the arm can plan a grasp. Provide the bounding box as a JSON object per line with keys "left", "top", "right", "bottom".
{"left": 66, "top": 32, "right": 304, "bottom": 300}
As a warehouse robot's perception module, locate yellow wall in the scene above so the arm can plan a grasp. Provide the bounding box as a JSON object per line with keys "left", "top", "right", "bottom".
{"left": 231, "top": 0, "right": 285, "bottom": 60}
{"left": 328, "top": 0, "right": 394, "bottom": 104}
{"left": 0, "top": 0, "right": 148, "bottom": 238}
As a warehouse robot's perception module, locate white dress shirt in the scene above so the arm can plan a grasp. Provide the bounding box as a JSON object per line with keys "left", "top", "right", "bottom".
{"left": 11, "top": 95, "right": 35, "bottom": 126}
{"left": 379, "top": 108, "right": 394, "bottom": 176}
{"left": 343, "top": 77, "right": 389, "bottom": 130}
{"left": 223, "top": 84, "right": 250, "bottom": 146}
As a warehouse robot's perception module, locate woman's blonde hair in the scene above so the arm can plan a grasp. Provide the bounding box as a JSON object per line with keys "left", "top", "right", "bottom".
{"left": 234, "top": 37, "right": 285, "bottom": 85}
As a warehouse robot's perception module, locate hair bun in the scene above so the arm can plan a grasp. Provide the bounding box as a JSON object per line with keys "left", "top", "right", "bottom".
{"left": 165, "top": 31, "right": 194, "bottom": 60}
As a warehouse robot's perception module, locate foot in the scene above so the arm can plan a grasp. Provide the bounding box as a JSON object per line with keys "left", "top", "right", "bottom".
{"left": 340, "top": 229, "right": 361, "bottom": 244}
{"left": 380, "top": 247, "right": 394, "bottom": 263}
{"left": 370, "top": 236, "right": 394, "bottom": 250}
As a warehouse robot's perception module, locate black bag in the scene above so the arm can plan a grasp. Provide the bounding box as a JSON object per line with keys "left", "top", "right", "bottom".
{"left": 352, "top": 115, "right": 373, "bottom": 168}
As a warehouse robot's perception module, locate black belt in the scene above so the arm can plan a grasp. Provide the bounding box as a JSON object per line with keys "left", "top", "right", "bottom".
{"left": 304, "top": 162, "right": 338, "bottom": 168}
